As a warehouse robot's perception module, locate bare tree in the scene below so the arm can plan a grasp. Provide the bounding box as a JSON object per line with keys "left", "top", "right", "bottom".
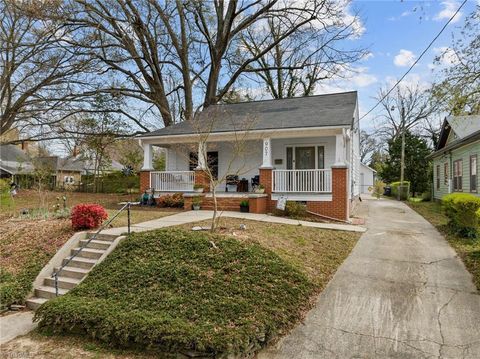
{"left": 58, "top": 0, "right": 362, "bottom": 130}
{"left": 375, "top": 83, "right": 435, "bottom": 140}
{"left": 239, "top": 11, "right": 367, "bottom": 98}
{"left": 0, "top": 0, "right": 92, "bottom": 135}
{"left": 359, "top": 130, "right": 377, "bottom": 162}
{"left": 173, "top": 109, "right": 259, "bottom": 231}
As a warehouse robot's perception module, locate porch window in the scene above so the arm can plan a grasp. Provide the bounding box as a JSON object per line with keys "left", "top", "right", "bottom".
{"left": 436, "top": 165, "right": 440, "bottom": 190}
{"left": 286, "top": 145, "right": 325, "bottom": 170}
{"left": 444, "top": 162, "right": 448, "bottom": 185}
{"left": 470, "top": 155, "right": 477, "bottom": 192}
{"left": 453, "top": 159, "right": 463, "bottom": 191}
{"left": 318, "top": 146, "right": 325, "bottom": 169}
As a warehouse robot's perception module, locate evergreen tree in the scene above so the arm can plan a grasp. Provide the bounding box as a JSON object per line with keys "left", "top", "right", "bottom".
{"left": 380, "top": 132, "right": 432, "bottom": 197}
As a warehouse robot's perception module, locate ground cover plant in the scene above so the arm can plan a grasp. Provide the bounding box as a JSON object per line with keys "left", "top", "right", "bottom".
{"left": 35, "top": 221, "right": 359, "bottom": 357}
{"left": 409, "top": 201, "right": 480, "bottom": 290}
{"left": 0, "top": 219, "right": 74, "bottom": 309}
{"left": 0, "top": 190, "right": 176, "bottom": 309}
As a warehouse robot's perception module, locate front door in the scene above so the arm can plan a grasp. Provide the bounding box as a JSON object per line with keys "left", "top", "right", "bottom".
{"left": 295, "top": 146, "right": 316, "bottom": 169}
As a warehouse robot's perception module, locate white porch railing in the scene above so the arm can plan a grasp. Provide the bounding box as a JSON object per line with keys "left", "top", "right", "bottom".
{"left": 272, "top": 169, "right": 332, "bottom": 193}
{"left": 150, "top": 171, "right": 195, "bottom": 192}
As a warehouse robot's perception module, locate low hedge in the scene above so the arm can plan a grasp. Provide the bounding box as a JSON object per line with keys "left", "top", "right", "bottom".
{"left": 442, "top": 193, "right": 480, "bottom": 238}
{"left": 390, "top": 181, "right": 411, "bottom": 200}
{"left": 35, "top": 228, "right": 314, "bottom": 356}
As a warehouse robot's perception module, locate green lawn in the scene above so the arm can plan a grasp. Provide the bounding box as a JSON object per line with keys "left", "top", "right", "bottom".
{"left": 408, "top": 201, "right": 480, "bottom": 290}
{"left": 35, "top": 222, "right": 359, "bottom": 357}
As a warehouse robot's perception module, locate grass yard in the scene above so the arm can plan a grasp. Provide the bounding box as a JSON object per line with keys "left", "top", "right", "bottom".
{"left": 0, "top": 189, "right": 140, "bottom": 219}
{"left": 34, "top": 221, "right": 359, "bottom": 357}
{"left": 0, "top": 190, "right": 177, "bottom": 310}
{"left": 408, "top": 201, "right": 480, "bottom": 290}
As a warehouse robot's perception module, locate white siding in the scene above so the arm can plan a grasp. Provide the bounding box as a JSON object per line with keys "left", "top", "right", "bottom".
{"left": 360, "top": 163, "right": 376, "bottom": 194}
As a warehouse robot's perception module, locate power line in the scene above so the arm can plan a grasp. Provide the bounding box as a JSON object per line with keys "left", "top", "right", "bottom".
{"left": 359, "top": 0, "right": 467, "bottom": 121}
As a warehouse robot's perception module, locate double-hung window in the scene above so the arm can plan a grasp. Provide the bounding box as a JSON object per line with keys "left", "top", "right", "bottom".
{"left": 453, "top": 159, "right": 463, "bottom": 191}
{"left": 470, "top": 155, "right": 477, "bottom": 192}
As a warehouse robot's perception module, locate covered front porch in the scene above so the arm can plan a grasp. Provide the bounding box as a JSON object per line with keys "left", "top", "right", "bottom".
{"left": 139, "top": 128, "right": 350, "bottom": 198}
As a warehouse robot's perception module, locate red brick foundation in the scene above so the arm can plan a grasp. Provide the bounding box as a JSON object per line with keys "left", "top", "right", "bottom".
{"left": 139, "top": 171, "right": 150, "bottom": 193}
{"left": 306, "top": 166, "right": 349, "bottom": 221}
{"left": 183, "top": 194, "right": 268, "bottom": 213}
{"left": 249, "top": 196, "right": 267, "bottom": 214}
{"left": 194, "top": 169, "right": 210, "bottom": 192}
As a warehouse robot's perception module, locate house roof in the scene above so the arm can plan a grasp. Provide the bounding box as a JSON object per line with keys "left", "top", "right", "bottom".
{"left": 0, "top": 144, "right": 34, "bottom": 175}
{"left": 431, "top": 115, "right": 480, "bottom": 158}
{"left": 140, "top": 91, "right": 357, "bottom": 138}
{"left": 436, "top": 115, "right": 480, "bottom": 150}
{"left": 360, "top": 162, "right": 377, "bottom": 173}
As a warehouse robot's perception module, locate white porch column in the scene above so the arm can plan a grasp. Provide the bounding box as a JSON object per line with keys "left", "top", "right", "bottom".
{"left": 334, "top": 130, "right": 347, "bottom": 166}
{"left": 141, "top": 142, "right": 153, "bottom": 170}
{"left": 196, "top": 141, "right": 207, "bottom": 169}
{"left": 261, "top": 137, "right": 273, "bottom": 168}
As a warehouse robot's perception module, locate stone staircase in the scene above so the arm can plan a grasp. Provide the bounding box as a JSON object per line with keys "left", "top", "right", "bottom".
{"left": 26, "top": 233, "right": 119, "bottom": 310}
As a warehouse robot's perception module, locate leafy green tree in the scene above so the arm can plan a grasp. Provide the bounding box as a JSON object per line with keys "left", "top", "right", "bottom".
{"left": 431, "top": 8, "right": 480, "bottom": 115}
{"left": 380, "top": 132, "right": 432, "bottom": 197}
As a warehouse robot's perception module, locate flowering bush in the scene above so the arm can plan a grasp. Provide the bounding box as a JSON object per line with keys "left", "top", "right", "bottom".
{"left": 71, "top": 204, "right": 108, "bottom": 230}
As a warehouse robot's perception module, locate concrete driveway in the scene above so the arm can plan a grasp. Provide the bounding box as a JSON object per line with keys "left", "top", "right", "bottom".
{"left": 259, "top": 198, "right": 480, "bottom": 359}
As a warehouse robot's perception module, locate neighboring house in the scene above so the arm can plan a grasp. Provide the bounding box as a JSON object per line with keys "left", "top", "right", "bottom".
{"left": 360, "top": 163, "right": 376, "bottom": 194}
{"left": 0, "top": 144, "right": 35, "bottom": 180}
{"left": 137, "top": 91, "right": 361, "bottom": 221}
{"left": 36, "top": 156, "right": 85, "bottom": 188}
{"left": 430, "top": 115, "right": 480, "bottom": 200}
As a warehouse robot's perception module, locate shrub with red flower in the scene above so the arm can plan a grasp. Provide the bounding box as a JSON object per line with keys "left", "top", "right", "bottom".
{"left": 71, "top": 204, "right": 108, "bottom": 230}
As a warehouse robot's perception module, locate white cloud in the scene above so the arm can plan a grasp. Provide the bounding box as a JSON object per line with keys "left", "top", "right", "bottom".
{"left": 314, "top": 66, "right": 377, "bottom": 94}
{"left": 434, "top": 1, "right": 463, "bottom": 23}
{"left": 393, "top": 49, "right": 416, "bottom": 67}
{"left": 385, "top": 73, "right": 431, "bottom": 92}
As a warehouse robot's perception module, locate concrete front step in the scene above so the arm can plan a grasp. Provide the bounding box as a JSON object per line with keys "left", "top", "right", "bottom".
{"left": 44, "top": 276, "right": 81, "bottom": 290}
{"left": 79, "top": 239, "right": 112, "bottom": 250}
{"left": 35, "top": 285, "right": 68, "bottom": 299}
{"left": 71, "top": 247, "right": 105, "bottom": 260}
{"left": 62, "top": 256, "right": 97, "bottom": 269}
{"left": 86, "top": 233, "right": 118, "bottom": 241}
{"left": 26, "top": 297, "right": 48, "bottom": 310}
{"left": 53, "top": 266, "right": 89, "bottom": 279}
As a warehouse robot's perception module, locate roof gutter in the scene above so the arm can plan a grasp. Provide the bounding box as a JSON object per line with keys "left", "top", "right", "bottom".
{"left": 136, "top": 124, "right": 350, "bottom": 143}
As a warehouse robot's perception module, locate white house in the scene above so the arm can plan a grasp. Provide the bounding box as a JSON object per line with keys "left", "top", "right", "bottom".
{"left": 360, "top": 163, "right": 376, "bottom": 194}
{"left": 137, "top": 91, "right": 361, "bottom": 221}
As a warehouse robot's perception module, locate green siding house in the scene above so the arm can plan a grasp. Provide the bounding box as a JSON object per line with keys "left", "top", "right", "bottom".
{"left": 430, "top": 115, "right": 480, "bottom": 200}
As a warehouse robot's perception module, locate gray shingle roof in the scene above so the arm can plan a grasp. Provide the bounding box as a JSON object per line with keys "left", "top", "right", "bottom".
{"left": 141, "top": 91, "right": 357, "bottom": 137}
{"left": 0, "top": 144, "right": 34, "bottom": 175}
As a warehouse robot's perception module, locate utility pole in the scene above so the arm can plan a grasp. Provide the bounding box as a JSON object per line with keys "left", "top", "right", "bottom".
{"left": 399, "top": 130, "right": 405, "bottom": 201}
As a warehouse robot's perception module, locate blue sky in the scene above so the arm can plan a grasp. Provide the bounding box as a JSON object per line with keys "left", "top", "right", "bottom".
{"left": 316, "top": 0, "right": 479, "bottom": 131}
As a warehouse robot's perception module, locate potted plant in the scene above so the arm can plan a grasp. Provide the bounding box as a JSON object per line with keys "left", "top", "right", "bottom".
{"left": 239, "top": 200, "right": 249, "bottom": 213}
{"left": 192, "top": 195, "right": 202, "bottom": 210}
{"left": 254, "top": 184, "right": 265, "bottom": 194}
{"left": 193, "top": 184, "right": 204, "bottom": 193}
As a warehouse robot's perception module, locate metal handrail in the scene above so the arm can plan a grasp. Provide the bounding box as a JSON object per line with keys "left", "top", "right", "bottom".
{"left": 51, "top": 202, "right": 132, "bottom": 296}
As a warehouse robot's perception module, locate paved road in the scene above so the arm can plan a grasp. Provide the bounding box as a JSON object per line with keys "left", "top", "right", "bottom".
{"left": 259, "top": 198, "right": 480, "bottom": 359}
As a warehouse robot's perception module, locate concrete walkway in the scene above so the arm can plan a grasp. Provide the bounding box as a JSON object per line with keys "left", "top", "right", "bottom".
{"left": 259, "top": 198, "right": 480, "bottom": 359}
{"left": 0, "top": 312, "right": 36, "bottom": 345}
{"left": 103, "top": 210, "right": 366, "bottom": 236}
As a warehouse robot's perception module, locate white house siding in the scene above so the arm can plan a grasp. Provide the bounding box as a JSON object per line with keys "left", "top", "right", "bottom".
{"left": 360, "top": 163, "right": 376, "bottom": 194}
